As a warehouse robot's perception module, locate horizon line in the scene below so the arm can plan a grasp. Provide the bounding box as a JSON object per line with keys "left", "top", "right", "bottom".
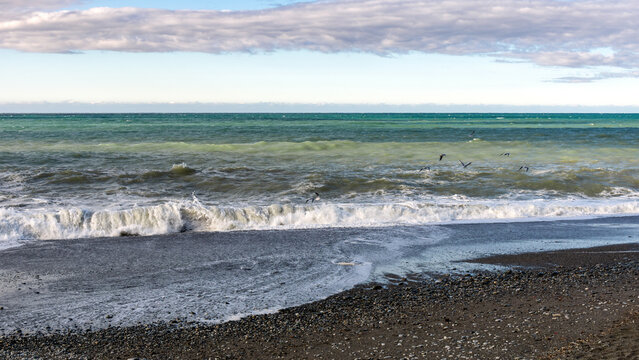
{"left": 2, "top": 102, "right": 639, "bottom": 114}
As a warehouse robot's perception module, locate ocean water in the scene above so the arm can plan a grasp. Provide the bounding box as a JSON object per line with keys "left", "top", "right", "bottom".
{"left": 1, "top": 113, "right": 639, "bottom": 247}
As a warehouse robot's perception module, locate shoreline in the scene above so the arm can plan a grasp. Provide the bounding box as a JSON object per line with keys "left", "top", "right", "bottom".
{"left": 2, "top": 242, "right": 638, "bottom": 359}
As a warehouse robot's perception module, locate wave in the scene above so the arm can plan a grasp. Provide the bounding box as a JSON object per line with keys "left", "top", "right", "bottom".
{"left": 3, "top": 140, "right": 639, "bottom": 162}
{"left": 169, "top": 162, "right": 197, "bottom": 176}
{"left": 2, "top": 195, "right": 639, "bottom": 247}
{"left": 9, "top": 163, "right": 639, "bottom": 202}
{"left": 0, "top": 140, "right": 368, "bottom": 154}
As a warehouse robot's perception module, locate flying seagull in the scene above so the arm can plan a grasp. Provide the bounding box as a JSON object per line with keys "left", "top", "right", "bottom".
{"left": 439, "top": 154, "right": 446, "bottom": 161}
{"left": 468, "top": 130, "right": 475, "bottom": 138}
{"left": 459, "top": 160, "right": 472, "bottom": 168}
{"left": 518, "top": 165, "right": 529, "bottom": 172}
{"left": 419, "top": 166, "right": 431, "bottom": 172}
{"left": 306, "top": 192, "right": 320, "bottom": 203}
{"left": 500, "top": 153, "right": 511, "bottom": 157}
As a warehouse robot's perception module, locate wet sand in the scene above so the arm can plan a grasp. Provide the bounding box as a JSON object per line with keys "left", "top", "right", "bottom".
{"left": 1, "top": 242, "right": 638, "bottom": 359}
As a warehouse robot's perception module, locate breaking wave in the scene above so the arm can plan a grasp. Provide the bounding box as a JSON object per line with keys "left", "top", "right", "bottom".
{"left": 2, "top": 195, "right": 639, "bottom": 248}
{"left": 169, "top": 162, "right": 197, "bottom": 176}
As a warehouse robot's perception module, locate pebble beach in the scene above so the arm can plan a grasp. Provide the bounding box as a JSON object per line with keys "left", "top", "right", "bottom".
{"left": 2, "top": 242, "right": 638, "bottom": 359}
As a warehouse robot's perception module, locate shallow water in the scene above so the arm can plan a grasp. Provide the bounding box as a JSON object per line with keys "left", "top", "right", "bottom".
{"left": 0, "top": 216, "right": 637, "bottom": 335}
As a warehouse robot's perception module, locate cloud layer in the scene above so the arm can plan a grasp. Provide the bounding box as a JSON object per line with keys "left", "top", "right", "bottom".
{"left": 0, "top": 0, "right": 80, "bottom": 12}
{"left": 1, "top": 0, "right": 638, "bottom": 74}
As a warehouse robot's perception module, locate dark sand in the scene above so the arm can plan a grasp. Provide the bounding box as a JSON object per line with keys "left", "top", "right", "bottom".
{"left": 1, "top": 242, "right": 638, "bottom": 359}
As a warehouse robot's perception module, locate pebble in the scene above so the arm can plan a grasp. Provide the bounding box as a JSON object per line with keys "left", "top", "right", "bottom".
{"left": 1, "top": 253, "right": 638, "bottom": 360}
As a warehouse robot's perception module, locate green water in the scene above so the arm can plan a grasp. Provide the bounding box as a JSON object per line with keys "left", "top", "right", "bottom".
{"left": 1, "top": 113, "right": 638, "bottom": 242}
{"left": 1, "top": 113, "right": 638, "bottom": 201}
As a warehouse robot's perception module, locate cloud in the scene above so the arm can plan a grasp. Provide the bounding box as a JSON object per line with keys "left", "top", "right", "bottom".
{"left": 1, "top": 0, "right": 638, "bottom": 72}
{"left": 0, "top": 0, "right": 81, "bottom": 12}
{"left": 553, "top": 71, "right": 639, "bottom": 83}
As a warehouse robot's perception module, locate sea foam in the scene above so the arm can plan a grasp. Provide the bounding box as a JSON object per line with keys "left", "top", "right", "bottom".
{"left": 2, "top": 195, "right": 639, "bottom": 247}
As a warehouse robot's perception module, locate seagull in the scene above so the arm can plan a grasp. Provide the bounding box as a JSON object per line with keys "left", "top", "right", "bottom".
{"left": 419, "top": 166, "right": 431, "bottom": 172}
{"left": 439, "top": 154, "right": 446, "bottom": 161}
{"left": 500, "top": 153, "right": 511, "bottom": 157}
{"left": 518, "top": 165, "right": 529, "bottom": 172}
{"left": 468, "top": 130, "right": 475, "bottom": 138}
{"left": 459, "top": 160, "right": 472, "bottom": 168}
{"left": 306, "top": 192, "right": 320, "bottom": 203}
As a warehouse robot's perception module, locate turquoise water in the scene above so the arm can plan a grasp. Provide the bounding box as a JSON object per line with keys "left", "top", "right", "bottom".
{"left": 1, "top": 113, "right": 639, "bottom": 244}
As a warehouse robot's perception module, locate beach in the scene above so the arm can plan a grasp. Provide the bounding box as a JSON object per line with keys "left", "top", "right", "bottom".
{"left": 1, "top": 241, "right": 638, "bottom": 359}
{"left": 3, "top": 0, "right": 639, "bottom": 353}
{"left": 2, "top": 113, "right": 639, "bottom": 358}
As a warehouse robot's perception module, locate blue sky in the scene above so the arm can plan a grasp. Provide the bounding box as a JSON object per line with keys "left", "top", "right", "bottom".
{"left": 1, "top": 0, "right": 639, "bottom": 112}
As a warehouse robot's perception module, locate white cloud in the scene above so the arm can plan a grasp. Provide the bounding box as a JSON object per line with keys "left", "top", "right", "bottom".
{"left": 1, "top": 0, "right": 638, "bottom": 72}
{"left": 553, "top": 70, "right": 639, "bottom": 83}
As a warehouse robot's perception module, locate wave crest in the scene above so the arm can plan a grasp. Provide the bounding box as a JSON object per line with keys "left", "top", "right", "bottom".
{"left": 2, "top": 196, "right": 639, "bottom": 247}
{"left": 169, "top": 163, "right": 197, "bottom": 175}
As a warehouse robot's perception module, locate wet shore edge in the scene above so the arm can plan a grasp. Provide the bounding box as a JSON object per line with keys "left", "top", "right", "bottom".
{"left": 2, "top": 242, "right": 639, "bottom": 359}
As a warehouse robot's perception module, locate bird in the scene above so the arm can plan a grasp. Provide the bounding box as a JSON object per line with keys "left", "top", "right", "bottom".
{"left": 306, "top": 192, "right": 320, "bottom": 203}
{"left": 468, "top": 130, "right": 475, "bottom": 138}
{"left": 459, "top": 160, "right": 472, "bottom": 168}
{"left": 439, "top": 154, "right": 446, "bottom": 161}
{"left": 419, "top": 166, "right": 431, "bottom": 172}
{"left": 500, "top": 153, "right": 511, "bottom": 157}
{"left": 518, "top": 165, "right": 529, "bottom": 172}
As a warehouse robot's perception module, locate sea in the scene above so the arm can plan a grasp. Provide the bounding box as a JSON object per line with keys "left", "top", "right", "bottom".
{"left": 1, "top": 113, "right": 639, "bottom": 246}
{"left": 1, "top": 113, "right": 638, "bottom": 333}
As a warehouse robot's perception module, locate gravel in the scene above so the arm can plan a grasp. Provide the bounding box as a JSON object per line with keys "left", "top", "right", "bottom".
{"left": 2, "top": 243, "right": 638, "bottom": 360}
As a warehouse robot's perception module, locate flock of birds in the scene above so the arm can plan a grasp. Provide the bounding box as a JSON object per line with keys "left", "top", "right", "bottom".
{"left": 306, "top": 130, "right": 530, "bottom": 204}
{"left": 419, "top": 152, "right": 529, "bottom": 172}
{"left": 418, "top": 130, "right": 530, "bottom": 173}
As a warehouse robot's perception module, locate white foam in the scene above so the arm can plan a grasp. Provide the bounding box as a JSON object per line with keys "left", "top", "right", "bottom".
{"left": 2, "top": 194, "right": 639, "bottom": 247}
{"left": 222, "top": 308, "right": 281, "bottom": 323}
{"left": 0, "top": 203, "right": 184, "bottom": 247}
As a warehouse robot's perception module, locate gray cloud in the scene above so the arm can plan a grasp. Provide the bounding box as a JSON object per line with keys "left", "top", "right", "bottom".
{"left": 0, "top": 0, "right": 81, "bottom": 12}
{"left": 1, "top": 0, "right": 638, "bottom": 72}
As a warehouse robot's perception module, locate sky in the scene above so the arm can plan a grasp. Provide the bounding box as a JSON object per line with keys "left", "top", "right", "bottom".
{"left": 1, "top": 0, "right": 639, "bottom": 112}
